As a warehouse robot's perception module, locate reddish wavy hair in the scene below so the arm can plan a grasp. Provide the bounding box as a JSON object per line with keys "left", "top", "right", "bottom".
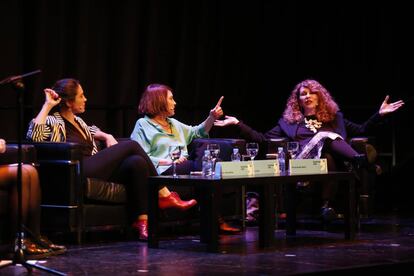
{"left": 282, "top": 79, "right": 339, "bottom": 124}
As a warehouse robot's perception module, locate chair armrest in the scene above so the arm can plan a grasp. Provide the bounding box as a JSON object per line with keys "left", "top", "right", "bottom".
{"left": 349, "top": 137, "right": 368, "bottom": 151}
{"left": 349, "top": 137, "right": 370, "bottom": 155}
{"left": 28, "top": 142, "right": 85, "bottom": 206}
{"left": 349, "top": 137, "right": 378, "bottom": 163}
{"left": 29, "top": 142, "right": 83, "bottom": 161}
{"left": 0, "top": 144, "right": 37, "bottom": 164}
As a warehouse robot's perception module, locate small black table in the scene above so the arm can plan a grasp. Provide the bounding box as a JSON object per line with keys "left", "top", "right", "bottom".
{"left": 148, "top": 171, "right": 356, "bottom": 252}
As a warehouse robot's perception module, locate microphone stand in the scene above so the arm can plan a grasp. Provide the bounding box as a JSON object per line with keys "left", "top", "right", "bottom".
{"left": 0, "top": 71, "right": 66, "bottom": 275}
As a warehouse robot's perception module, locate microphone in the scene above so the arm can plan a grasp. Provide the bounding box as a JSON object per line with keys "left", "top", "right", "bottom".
{"left": 0, "top": 69, "right": 42, "bottom": 85}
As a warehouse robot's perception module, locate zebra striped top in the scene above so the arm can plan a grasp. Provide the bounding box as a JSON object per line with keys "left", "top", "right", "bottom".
{"left": 26, "top": 112, "right": 100, "bottom": 155}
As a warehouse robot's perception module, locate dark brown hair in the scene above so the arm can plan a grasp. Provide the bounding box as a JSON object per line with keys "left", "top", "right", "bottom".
{"left": 52, "top": 78, "right": 81, "bottom": 110}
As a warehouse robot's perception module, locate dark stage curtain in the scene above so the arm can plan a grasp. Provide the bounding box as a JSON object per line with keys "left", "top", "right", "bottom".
{"left": 0, "top": 0, "right": 412, "bottom": 162}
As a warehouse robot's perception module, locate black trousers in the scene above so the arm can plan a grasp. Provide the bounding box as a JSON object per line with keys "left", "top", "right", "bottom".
{"left": 83, "top": 140, "right": 157, "bottom": 219}
{"left": 321, "top": 138, "right": 359, "bottom": 201}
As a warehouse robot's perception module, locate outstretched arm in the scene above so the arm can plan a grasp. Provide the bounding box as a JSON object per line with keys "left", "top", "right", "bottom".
{"left": 379, "top": 95, "right": 404, "bottom": 116}
{"left": 345, "top": 95, "right": 405, "bottom": 136}
{"left": 203, "top": 96, "right": 224, "bottom": 133}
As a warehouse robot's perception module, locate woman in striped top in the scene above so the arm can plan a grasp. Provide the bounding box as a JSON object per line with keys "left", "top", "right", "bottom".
{"left": 26, "top": 78, "right": 197, "bottom": 241}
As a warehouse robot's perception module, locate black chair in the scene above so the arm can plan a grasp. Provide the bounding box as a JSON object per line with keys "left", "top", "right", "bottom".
{"left": 29, "top": 142, "right": 128, "bottom": 244}
{"left": 349, "top": 137, "right": 378, "bottom": 217}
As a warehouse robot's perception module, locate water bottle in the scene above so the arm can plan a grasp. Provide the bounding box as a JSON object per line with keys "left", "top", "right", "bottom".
{"left": 202, "top": 149, "right": 213, "bottom": 176}
{"left": 277, "top": 147, "right": 286, "bottom": 174}
{"left": 231, "top": 148, "right": 241, "bottom": 162}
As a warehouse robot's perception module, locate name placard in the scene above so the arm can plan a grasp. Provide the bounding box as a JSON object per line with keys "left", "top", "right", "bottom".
{"left": 215, "top": 160, "right": 280, "bottom": 178}
{"left": 289, "top": 159, "right": 328, "bottom": 175}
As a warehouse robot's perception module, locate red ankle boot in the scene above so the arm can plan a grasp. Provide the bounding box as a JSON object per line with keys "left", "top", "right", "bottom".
{"left": 218, "top": 217, "right": 241, "bottom": 234}
{"left": 132, "top": 219, "right": 148, "bottom": 240}
{"left": 159, "top": 192, "right": 197, "bottom": 211}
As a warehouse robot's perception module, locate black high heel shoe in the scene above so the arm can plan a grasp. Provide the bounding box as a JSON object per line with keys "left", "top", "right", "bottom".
{"left": 23, "top": 238, "right": 52, "bottom": 255}
{"left": 37, "top": 235, "right": 67, "bottom": 254}
{"left": 3, "top": 238, "right": 52, "bottom": 260}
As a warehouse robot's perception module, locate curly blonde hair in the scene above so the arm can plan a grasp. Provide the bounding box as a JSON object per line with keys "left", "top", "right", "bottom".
{"left": 282, "top": 79, "right": 339, "bottom": 124}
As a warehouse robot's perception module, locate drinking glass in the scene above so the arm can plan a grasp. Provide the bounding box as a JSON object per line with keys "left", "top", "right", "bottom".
{"left": 287, "top": 142, "right": 299, "bottom": 159}
{"left": 207, "top": 143, "right": 220, "bottom": 159}
{"left": 246, "top": 142, "right": 259, "bottom": 161}
{"left": 169, "top": 145, "right": 182, "bottom": 177}
{"left": 207, "top": 143, "right": 220, "bottom": 174}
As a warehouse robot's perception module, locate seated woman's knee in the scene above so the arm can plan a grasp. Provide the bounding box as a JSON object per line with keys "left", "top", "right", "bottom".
{"left": 125, "top": 155, "right": 148, "bottom": 173}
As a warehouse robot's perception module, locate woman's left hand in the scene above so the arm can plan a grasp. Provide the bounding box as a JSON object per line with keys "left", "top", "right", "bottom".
{"left": 379, "top": 95, "right": 405, "bottom": 116}
{"left": 210, "top": 96, "right": 224, "bottom": 119}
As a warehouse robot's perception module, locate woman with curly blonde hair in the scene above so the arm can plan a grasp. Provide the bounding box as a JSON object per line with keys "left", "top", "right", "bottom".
{"left": 215, "top": 79, "right": 404, "bottom": 220}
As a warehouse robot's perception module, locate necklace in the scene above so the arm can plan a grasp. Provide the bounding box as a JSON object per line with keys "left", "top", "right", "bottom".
{"left": 152, "top": 118, "right": 172, "bottom": 134}
{"left": 153, "top": 118, "right": 169, "bottom": 127}
{"left": 304, "top": 117, "right": 322, "bottom": 133}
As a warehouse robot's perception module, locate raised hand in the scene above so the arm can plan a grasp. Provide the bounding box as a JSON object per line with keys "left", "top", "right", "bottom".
{"left": 34, "top": 88, "right": 62, "bottom": 125}
{"left": 44, "top": 88, "right": 61, "bottom": 108}
{"left": 379, "top": 95, "right": 404, "bottom": 116}
{"left": 210, "top": 96, "right": 224, "bottom": 119}
{"left": 214, "top": 115, "right": 240, "bottom": 127}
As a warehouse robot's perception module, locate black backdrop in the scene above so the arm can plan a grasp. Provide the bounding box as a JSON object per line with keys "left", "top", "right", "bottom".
{"left": 1, "top": 0, "right": 413, "bottom": 166}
